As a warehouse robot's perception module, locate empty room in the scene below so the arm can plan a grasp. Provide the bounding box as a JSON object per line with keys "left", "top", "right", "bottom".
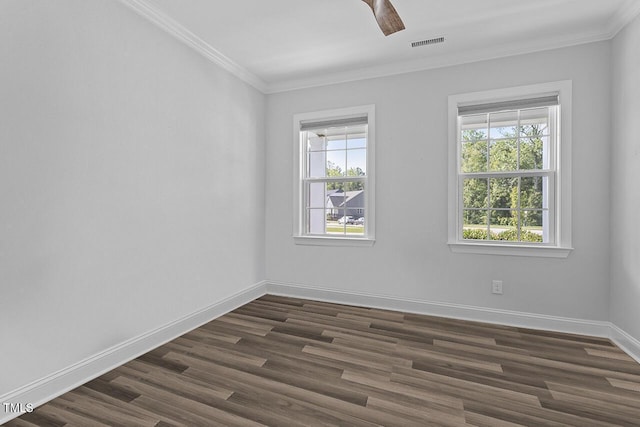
{"left": 2, "top": 0, "right": 640, "bottom": 425}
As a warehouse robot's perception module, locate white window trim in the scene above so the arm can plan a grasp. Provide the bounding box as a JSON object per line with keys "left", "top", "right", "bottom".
{"left": 293, "top": 105, "right": 376, "bottom": 246}
{"left": 447, "top": 81, "right": 573, "bottom": 258}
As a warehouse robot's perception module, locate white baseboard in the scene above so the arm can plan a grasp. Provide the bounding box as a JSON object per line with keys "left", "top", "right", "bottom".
{"left": 3, "top": 279, "right": 639, "bottom": 424}
{"left": 0, "top": 281, "right": 267, "bottom": 425}
{"left": 266, "top": 281, "right": 613, "bottom": 338}
{"left": 267, "top": 281, "right": 640, "bottom": 362}
{"left": 610, "top": 324, "right": 640, "bottom": 364}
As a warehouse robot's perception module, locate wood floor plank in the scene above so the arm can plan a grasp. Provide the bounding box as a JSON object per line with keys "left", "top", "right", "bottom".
{"left": 180, "top": 366, "right": 379, "bottom": 427}
{"left": 340, "top": 370, "right": 467, "bottom": 424}
{"left": 401, "top": 345, "right": 506, "bottom": 373}
{"left": 182, "top": 362, "right": 420, "bottom": 426}
{"left": 167, "top": 350, "right": 370, "bottom": 407}
{"left": 68, "top": 382, "right": 179, "bottom": 426}
{"left": 546, "top": 389, "right": 640, "bottom": 424}
{"left": 392, "top": 367, "right": 544, "bottom": 409}
{"left": 365, "top": 396, "right": 459, "bottom": 427}
{"left": 6, "top": 294, "right": 640, "bottom": 426}
{"left": 1, "top": 417, "right": 43, "bottom": 427}
{"left": 167, "top": 337, "right": 268, "bottom": 367}
{"left": 585, "top": 347, "right": 636, "bottom": 360}
{"left": 112, "top": 375, "right": 263, "bottom": 427}
{"left": 607, "top": 376, "right": 640, "bottom": 392}
{"left": 51, "top": 391, "right": 154, "bottom": 426}
{"left": 114, "top": 362, "right": 234, "bottom": 402}
{"left": 545, "top": 380, "right": 640, "bottom": 409}
{"left": 27, "top": 402, "right": 113, "bottom": 427}
{"left": 464, "top": 411, "right": 528, "bottom": 427}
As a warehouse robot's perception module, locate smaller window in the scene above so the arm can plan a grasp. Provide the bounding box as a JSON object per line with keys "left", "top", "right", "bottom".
{"left": 448, "top": 82, "right": 572, "bottom": 257}
{"left": 293, "top": 106, "right": 375, "bottom": 246}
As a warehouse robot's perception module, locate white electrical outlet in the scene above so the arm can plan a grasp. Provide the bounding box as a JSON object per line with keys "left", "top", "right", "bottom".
{"left": 492, "top": 280, "right": 503, "bottom": 295}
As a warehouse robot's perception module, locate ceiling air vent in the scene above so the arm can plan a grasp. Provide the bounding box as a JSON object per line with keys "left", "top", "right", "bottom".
{"left": 411, "top": 36, "right": 445, "bottom": 48}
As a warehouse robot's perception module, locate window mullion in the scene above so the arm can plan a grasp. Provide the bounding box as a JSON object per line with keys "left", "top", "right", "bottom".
{"left": 486, "top": 175, "right": 491, "bottom": 239}
{"left": 460, "top": 170, "right": 552, "bottom": 179}
{"left": 305, "top": 176, "right": 366, "bottom": 183}
{"left": 517, "top": 177, "right": 521, "bottom": 241}
{"left": 486, "top": 113, "right": 491, "bottom": 172}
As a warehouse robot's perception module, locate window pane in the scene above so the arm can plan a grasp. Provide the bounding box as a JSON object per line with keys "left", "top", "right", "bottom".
{"left": 463, "top": 178, "right": 488, "bottom": 209}
{"left": 307, "top": 208, "right": 325, "bottom": 234}
{"left": 326, "top": 134, "right": 346, "bottom": 150}
{"left": 521, "top": 211, "right": 544, "bottom": 242}
{"left": 326, "top": 209, "right": 344, "bottom": 234}
{"left": 520, "top": 108, "right": 549, "bottom": 136}
{"left": 489, "top": 211, "right": 518, "bottom": 241}
{"left": 308, "top": 151, "right": 326, "bottom": 177}
{"left": 326, "top": 189, "right": 346, "bottom": 211}
{"left": 326, "top": 181, "right": 365, "bottom": 194}
{"left": 307, "top": 134, "right": 325, "bottom": 152}
{"left": 460, "top": 114, "right": 488, "bottom": 141}
{"left": 520, "top": 177, "right": 544, "bottom": 209}
{"left": 346, "top": 149, "right": 367, "bottom": 176}
{"left": 520, "top": 136, "right": 545, "bottom": 170}
{"left": 326, "top": 150, "right": 346, "bottom": 177}
{"left": 347, "top": 134, "right": 367, "bottom": 149}
{"left": 521, "top": 210, "right": 543, "bottom": 228}
{"left": 307, "top": 182, "right": 326, "bottom": 208}
{"left": 489, "top": 177, "right": 517, "bottom": 209}
{"left": 325, "top": 208, "right": 333, "bottom": 222}
{"left": 347, "top": 208, "right": 364, "bottom": 236}
{"left": 463, "top": 211, "right": 488, "bottom": 240}
{"left": 489, "top": 138, "right": 518, "bottom": 171}
{"left": 489, "top": 111, "right": 518, "bottom": 138}
{"left": 461, "top": 140, "right": 488, "bottom": 173}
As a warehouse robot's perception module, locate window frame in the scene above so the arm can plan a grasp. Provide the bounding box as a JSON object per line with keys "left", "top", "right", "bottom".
{"left": 448, "top": 81, "right": 573, "bottom": 258}
{"left": 293, "top": 105, "right": 376, "bottom": 247}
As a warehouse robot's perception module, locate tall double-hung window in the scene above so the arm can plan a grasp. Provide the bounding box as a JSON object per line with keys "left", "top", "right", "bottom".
{"left": 448, "top": 82, "right": 572, "bottom": 257}
{"left": 293, "top": 105, "right": 375, "bottom": 246}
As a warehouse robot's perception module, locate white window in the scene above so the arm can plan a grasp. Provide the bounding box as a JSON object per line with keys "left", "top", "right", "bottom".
{"left": 448, "top": 81, "right": 572, "bottom": 257}
{"left": 293, "top": 105, "right": 375, "bottom": 246}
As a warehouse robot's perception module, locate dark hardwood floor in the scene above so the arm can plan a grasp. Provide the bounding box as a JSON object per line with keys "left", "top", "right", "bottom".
{"left": 7, "top": 295, "right": 640, "bottom": 426}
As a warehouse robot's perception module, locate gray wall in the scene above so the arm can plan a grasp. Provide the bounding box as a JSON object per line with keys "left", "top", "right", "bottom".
{"left": 3, "top": 0, "right": 637, "bottom": 403}
{"left": 0, "top": 0, "right": 265, "bottom": 395}
{"left": 611, "top": 13, "right": 640, "bottom": 341}
{"left": 266, "top": 42, "right": 611, "bottom": 322}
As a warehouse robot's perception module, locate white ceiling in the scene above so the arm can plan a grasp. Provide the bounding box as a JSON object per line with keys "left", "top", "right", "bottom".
{"left": 122, "top": 0, "right": 640, "bottom": 93}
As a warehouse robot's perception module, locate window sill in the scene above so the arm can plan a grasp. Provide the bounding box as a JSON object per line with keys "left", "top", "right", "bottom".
{"left": 294, "top": 235, "right": 375, "bottom": 247}
{"left": 448, "top": 241, "right": 572, "bottom": 258}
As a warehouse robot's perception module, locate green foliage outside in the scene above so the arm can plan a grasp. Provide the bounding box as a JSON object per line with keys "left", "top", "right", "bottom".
{"left": 462, "top": 228, "right": 543, "bottom": 243}
{"left": 461, "top": 112, "right": 548, "bottom": 242}
{"left": 326, "top": 161, "right": 365, "bottom": 191}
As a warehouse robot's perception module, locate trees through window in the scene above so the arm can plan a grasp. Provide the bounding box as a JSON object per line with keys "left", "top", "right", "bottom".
{"left": 459, "top": 106, "right": 555, "bottom": 243}
{"left": 448, "top": 81, "right": 573, "bottom": 257}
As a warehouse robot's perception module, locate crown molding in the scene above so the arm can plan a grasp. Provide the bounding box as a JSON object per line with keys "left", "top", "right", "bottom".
{"left": 265, "top": 29, "right": 613, "bottom": 93}
{"left": 118, "top": 0, "right": 638, "bottom": 95}
{"left": 118, "top": 0, "right": 268, "bottom": 93}
{"left": 266, "top": 1, "right": 639, "bottom": 93}
{"left": 607, "top": 0, "right": 640, "bottom": 37}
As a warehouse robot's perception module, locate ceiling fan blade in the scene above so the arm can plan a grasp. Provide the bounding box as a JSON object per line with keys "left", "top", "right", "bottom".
{"left": 362, "top": 0, "right": 405, "bottom": 36}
